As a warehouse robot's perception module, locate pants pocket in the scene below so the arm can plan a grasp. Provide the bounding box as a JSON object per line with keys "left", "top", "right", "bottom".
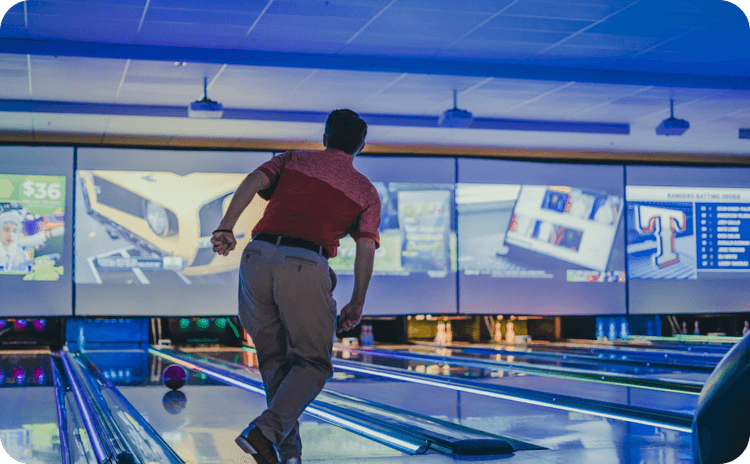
{"left": 243, "top": 247, "right": 262, "bottom": 263}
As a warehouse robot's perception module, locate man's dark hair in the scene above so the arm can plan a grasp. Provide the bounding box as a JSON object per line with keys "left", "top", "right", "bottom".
{"left": 325, "top": 109, "right": 367, "bottom": 154}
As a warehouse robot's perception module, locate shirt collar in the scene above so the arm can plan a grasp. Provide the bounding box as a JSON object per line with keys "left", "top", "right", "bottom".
{"left": 324, "top": 148, "right": 355, "bottom": 162}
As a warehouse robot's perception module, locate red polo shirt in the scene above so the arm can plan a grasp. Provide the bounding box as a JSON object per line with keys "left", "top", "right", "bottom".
{"left": 252, "top": 149, "right": 381, "bottom": 258}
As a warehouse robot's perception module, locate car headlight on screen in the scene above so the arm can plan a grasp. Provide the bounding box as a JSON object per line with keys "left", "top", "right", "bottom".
{"left": 145, "top": 201, "right": 168, "bottom": 236}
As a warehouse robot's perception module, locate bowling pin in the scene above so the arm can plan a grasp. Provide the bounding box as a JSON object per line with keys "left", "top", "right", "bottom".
{"left": 608, "top": 320, "right": 617, "bottom": 341}
{"left": 505, "top": 318, "right": 515, "bottom": 344}
{"left": 596, "top": 319, "right": 605, "bottom": 340}
{"left": 435, "top": 322, "right": 446, "bottom": 345}
{"left": 494, "top": 321, "right": 503, "bottom": 343}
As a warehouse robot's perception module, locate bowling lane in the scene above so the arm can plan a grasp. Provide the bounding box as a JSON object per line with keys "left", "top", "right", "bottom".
{"left": 0, "top": 351, "right": 63, "bottom": 464}
{"left": 204, "top": 348, "right": 693, "bottom": 463}
{"left": 462, "top": 341, "right": 725, "bottom": 364}
{"left": 331, "top": 349, "right": 698, "bottom": 417}
{"left": 404, "top": 342, "right": 719, "bottom": 375}
{"left": 371, "top": 344, "right": 712, "bottom": 384}
{"left": 554, "top": 338, "right": 735, "bottom": 355}
{"left": 323, "top": 362, "right": 693, "bottom": 463}
{"left": 84, "top": 350, "right": 405, "bottom": 463}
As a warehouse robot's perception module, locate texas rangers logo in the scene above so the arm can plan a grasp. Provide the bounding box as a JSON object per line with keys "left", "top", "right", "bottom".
{"left": 634, "top": 205, "right": 687, "bottom": 268}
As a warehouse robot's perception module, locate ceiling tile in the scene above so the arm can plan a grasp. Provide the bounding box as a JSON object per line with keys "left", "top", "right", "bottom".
{"left": 149, "top": 0, "right": 269, "bottom": 12}
{"left": 503, "top": 0, "right": 628, "bottom": 21}
{"left": 483, "top": 15, "right": 593, "bottom": 33}
{"left": 266, "top": 1, "right": 385, "bottom": 19}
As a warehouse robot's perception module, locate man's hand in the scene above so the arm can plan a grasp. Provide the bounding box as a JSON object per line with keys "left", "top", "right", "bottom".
{"left": 211, "top": 231, "right": 236, "bottom": 256}
{"left": 337, "top": 237, "right": 376, "bottom": 334}
{"left": 337, "top": 300, "right": 364, "bottom": 333}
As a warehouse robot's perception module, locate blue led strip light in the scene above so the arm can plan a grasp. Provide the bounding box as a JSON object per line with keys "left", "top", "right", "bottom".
{"left": 59, "top": 349, "right": 112, "bottom": 463}
{"left": 50, "top": 355, "right": 72, "bottom": 464}
{"left": 2, "top": 39, "right": 749, "bottom": 90}
{"left": 75, "top": 352, "right": 186, "bottom": 464}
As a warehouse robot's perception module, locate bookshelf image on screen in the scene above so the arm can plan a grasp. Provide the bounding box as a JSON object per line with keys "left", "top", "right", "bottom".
{"left": 77, "top": 170, "right": 266, "bottom": 286}
{"left": 328, "top": 183, "right": 455, "bottom": 278}
{"left": 326, "top": 156, "right": 457, "bottom": 315}
{"left": 0, "top": 175, "right": 66, "bottom": 281}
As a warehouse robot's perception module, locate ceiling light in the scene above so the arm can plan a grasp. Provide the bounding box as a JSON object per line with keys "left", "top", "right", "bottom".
{"left": 656, "top": 99, "right": 690, "bottom": 136}
{"left": 188, "top": 77, "right": 223, "bottom": 119}
{"left": 438, "top": 89, "right": 473, "bottom": 128}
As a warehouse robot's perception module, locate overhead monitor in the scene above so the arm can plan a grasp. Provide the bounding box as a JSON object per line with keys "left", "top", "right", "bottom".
{"left": 328, "top": 156, "right": 457, "bottom": 316}
{"left": 457, "top": 158, "right": 626, "bottom": 316}
{"left": 627, "top": 165, "right": 750, "bottom": 314}
{"left": 0, "top": 146, "right": 74, "bottom": 317}
{"left": 75, "top": 148, "right": 272, "bottom": 316}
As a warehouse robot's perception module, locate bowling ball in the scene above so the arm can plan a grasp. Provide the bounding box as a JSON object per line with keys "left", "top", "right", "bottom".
{"left": 161, "top": 364, "right": 188, "bottom": 390}
{"left": 162, "top": 390, "right": 187, "bottom": 415}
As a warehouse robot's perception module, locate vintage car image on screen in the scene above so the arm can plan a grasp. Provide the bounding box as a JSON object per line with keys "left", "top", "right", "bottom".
{"left": 79, "top": 170, "right": 266, "bottom": 278}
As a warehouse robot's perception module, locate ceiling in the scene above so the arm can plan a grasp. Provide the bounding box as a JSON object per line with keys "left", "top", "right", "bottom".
{"left": 1, "top": 0, "right": 750, "bottom": 157}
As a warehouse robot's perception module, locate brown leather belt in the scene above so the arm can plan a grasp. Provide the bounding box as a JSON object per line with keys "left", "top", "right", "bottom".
{"left": 253, "top": 233, "right": 329, "bottom": 259}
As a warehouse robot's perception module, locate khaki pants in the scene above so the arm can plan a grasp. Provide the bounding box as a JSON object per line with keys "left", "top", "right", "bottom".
{"left": 237, "top": 239, "right": 337, "bottom": 460}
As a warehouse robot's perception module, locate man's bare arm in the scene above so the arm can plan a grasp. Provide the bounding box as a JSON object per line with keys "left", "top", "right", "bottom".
{"left": 337, "top": 237, "right": 376, "bottom": 333}
{"left": 351, "top": 237, "right": 376, "bottom": 304}
{"left": 218, "top": 171, "right": 271, "bottom": 231}
{"left": 212, "top": 171, "right": 271, "bottom": 256}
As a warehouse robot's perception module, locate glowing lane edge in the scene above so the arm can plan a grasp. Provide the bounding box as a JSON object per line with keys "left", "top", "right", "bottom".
{"left": 148, "top": 349, "right": 423, "bottom": 454}
{"left": 60, "top": 350, "right": 110, "bottom": 462}
{"left": 333, "top": 346, "right": 703, "bottom": 394}
{"left": 333, "top": 363, "right": 693, "bottom": 434}
{"left": 306, "top": 408, "right": 425, "bottom": 454}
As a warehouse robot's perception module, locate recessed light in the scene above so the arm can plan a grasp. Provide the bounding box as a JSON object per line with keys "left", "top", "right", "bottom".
{"left": 174, "top": 62, "right": 187, "bottom": 67}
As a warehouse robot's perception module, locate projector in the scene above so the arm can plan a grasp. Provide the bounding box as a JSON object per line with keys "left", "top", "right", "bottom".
{"left": 656, "top": 117, "right": 690, "bottom": 136}
{"left": 188, "top": 98, "right": 223, "bottom": 119}
{"left": 439, "top": 108, "right": 473, "bottom": 128}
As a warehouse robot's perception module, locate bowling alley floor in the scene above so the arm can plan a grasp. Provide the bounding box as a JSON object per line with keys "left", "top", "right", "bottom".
{"left": 3, "top": 348, "right": 696, "bottom": 464}
{"left": 149, "top": 348, "right": 694, "bottom": 464}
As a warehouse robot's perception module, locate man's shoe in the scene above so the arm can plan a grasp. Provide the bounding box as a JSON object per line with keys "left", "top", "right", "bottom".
{"left": 235, "top": 425, "right": 280, "bottom": 464}
{"left": 282, "top": 458, "right": 301, "bottom": 464}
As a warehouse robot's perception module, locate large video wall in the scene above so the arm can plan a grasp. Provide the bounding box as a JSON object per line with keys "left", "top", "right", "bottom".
{"left": 2, "top": 145, "right": 749, "bottom": 317}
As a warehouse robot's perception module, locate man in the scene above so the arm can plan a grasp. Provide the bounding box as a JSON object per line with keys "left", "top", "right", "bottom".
{"left": 211, "top": 109, "right": 380, "bottom": 464}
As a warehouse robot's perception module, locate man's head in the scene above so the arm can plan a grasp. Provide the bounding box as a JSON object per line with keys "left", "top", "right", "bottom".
{"left": 0, "top": 212, "right": 21, "bottom": 248}
{"left": 323, "top": 109, "right": 367, "bottom": 155}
